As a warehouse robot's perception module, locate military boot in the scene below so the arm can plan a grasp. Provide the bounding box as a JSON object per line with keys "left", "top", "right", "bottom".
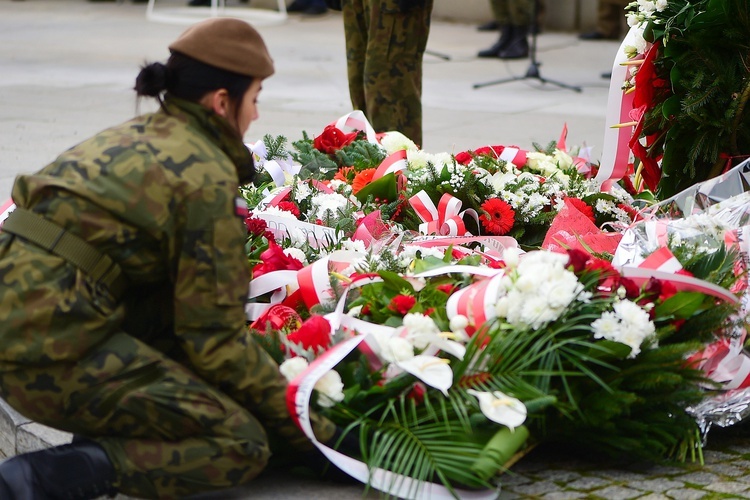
{"left": 498, "top": 25, "right": 529, "bottom": 59}
{"left": 477, "top": 25, "right": 514, "bottom": 58}
{"left": 0, "top": 439, "right": 118, "bottom": 499}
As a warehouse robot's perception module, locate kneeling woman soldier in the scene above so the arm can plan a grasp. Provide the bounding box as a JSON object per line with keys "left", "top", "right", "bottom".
{"left": 0, "top": 18, "right": 336, "bottom": 499}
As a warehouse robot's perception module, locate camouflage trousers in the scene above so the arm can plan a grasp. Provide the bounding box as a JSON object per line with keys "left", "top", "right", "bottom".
{"left": 342, "top": 0, "right": 434, "bottom": 147}
{"left": 489, "top": 0, "right": 534, "bottom": 26}
{"left": 0, "top": 238, "right": 273, "bottom": 499}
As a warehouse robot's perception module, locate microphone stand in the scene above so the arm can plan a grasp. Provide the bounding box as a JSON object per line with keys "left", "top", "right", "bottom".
{"left": 473, "top": 0, "right": 582, "bottom": 92}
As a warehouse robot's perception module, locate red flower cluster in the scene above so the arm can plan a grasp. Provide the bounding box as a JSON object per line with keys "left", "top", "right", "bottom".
{"left": 480, "top": 198, "right": 515, "bottom": 235}
{"left": 276, "top": 201, "right": 301, "bottom": 217}
{"left": 566, "top": 197, "right": 596, "bottom": 225}
{"left": 252, "top": 240, "right": 304, "bottom": 279}
{"left": 245, "top": 216, "right": 274, "bottom": 240}
{"left": 287, "top": 315, "right": 332, "bottom": 353}
{"left": 388, "top": 294, "right": 416, "bottom": 315}
{"left": 313, "top": 125, "right": 358, "bottom": 155}
{"left": 454, "top": 145, "right": 507, "bottom": 165}
{"left": 250, "top": 304, "right": 302, "bottom": 332}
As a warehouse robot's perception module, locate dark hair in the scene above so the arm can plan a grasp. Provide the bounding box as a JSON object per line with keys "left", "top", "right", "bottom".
{"left": 134, "top": 52, "right": 254, "bottom": 123}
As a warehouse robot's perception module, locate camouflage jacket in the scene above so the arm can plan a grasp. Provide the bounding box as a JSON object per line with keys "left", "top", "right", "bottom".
{"left": 5, "top": 96, "right": 327, "bottom": 446}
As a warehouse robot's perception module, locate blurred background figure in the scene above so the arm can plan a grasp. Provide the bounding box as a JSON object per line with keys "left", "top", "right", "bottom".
{"left": 579, "top": 0, "right": 629, "bottom": 40}
{"left": 341, "top": 0, "right": 433, "bottom": 146}
{"left": 287, "top": 0, "right": 328, "bottom": 15}
{"left": 477, "top": 0, "right": 534, "bottom": 59}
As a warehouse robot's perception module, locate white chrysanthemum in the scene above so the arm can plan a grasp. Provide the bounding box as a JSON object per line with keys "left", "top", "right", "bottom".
{"left": 310, "top": 192, "right": 351, "bottom": 220}
{"left": 328, "top": 179, "right": 352, "bottom": 195}
{"left": 592, "top": 299, "right": 655, "bottom": 358}
{"left": 380, "top": 131, "right": 418, "bottom": 154}
{"left": 283, "top": 247, "right": 307, "bottom": 264}
{"left": 279, "top": 357, "right": 309, "bottom": 381}
{"left": 341, "top": 239, "right": 367, "bottom": 253}
{"left": 406, "top": 149, "right": 435, "bottom": 170}
{"left": 315, "top": 370, "right": 345, "bottom": 407}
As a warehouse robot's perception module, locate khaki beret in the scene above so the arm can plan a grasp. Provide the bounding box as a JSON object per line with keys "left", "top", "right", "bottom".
{"left": 169, "top": 18, "right": 274, "bottom": 79}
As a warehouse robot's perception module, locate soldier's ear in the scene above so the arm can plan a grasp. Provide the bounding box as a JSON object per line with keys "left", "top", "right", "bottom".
{"left": 203, "top": 89, "right": 231, "bottom": 118}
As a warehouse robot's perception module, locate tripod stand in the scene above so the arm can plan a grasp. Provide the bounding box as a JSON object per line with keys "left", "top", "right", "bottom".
{"left": 473, "top": 0, "right": 581, "bottom": 92}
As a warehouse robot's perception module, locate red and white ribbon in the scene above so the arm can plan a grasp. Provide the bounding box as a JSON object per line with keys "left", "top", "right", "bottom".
{"left": 0, "top": 199, "right": 15, "bottom": 227}
{"left": 333, "top": 111, "right": 379, "bottom": 144}
{"left": 373, "top": 150, "right": 408, "bottom": 180}
{"left": 286, "top": 332, "right": 500, "bottom": 499}
{"left": 409, "top": 192, "right": 478, "bottom": 237}
{"left": 637, "top": 246, "right": 683, "bottom": 274}
{"left": 595, "top": 26, "right": 640, "bottom": 189}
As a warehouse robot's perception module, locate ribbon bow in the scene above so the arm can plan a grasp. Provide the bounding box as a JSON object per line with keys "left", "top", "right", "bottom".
{"left": 247, "top": 140, "right": 301, "bottom": 188}
{"left": 409, "top": 192, "right": 478, "bottom": 236}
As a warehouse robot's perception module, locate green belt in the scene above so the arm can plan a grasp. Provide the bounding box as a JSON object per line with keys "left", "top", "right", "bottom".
{"left": 2, "top": 208, "right": 127, "bottom": 299}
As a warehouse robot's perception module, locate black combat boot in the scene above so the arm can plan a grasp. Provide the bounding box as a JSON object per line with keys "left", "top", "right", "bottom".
{"left": 498, "top": 25, "right": 529, "bottom": 59}
{"left": 477, "top": 24, "right": 514, "bottom": 58}
{"left": 0, "top": 439, "right": 118, "bottom": 499}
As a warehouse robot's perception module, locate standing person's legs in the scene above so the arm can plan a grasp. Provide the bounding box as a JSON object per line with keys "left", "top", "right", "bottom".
{"left": 580, "top": 0, "right": 627, "bottom": 39}
{"left": 360, "top": 0, "right": 432, "bottom": 146}
{"left": 478, "top": 0, "right": 513, "bottom": 58}
{"left": 497, "top": 0, "right": 532, "bottom": 59}
{"left": 343, "top": 0, "right": 369, "bottom": 115}
{"left": 0, "top": 331, "right": 272, "bottom": 499}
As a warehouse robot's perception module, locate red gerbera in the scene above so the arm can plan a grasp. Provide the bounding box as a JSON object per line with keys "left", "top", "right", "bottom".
{"left": 388, "top": 294, "right": 416, "bottom": 315}
{"left": 479, "top": 198, "right": 515, "bottom": 235}
{"left": 352, "top": 168, "right": 376, "bottom": 194}
{"left": 566, "top": 197, "right": 596, "bottom": 224}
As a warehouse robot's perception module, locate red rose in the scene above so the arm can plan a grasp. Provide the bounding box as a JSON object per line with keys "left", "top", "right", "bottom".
{"left": 436, "top": 283, "right": 456, "bottom": 295}
{"left": 287, "top": 315, "right": 332, "bottom": 353}
{"left": 566, "top": 248, "right": 591, "bottom": 274}
{"left": 313, "top": 125, "right": 358, "bottom": 155}
{"left": 252, "top": 240, "right": 304, "bottom": 279}
{"left": 388, "top": 294, "right": 416, "bottom": 315}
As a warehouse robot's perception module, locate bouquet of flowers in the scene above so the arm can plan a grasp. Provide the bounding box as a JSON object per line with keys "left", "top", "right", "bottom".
{"left": 621, "top": 0, "right": 750, "bottom": 197}
{"left": 248, "top": 238, "right": 743, "bottom": 496}
{"left": 243, "top": 115, "right": 637, "bottom": 254}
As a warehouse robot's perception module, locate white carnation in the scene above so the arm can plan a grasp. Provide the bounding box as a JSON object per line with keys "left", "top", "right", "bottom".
{"left": 315, "top": 370, "right": 345, "bottom": 407}
{"left": 380, "top": 131, "right": 418, "bottom": 154}
{"left": 279, "top": 357, "right": 309, "bottom": 381}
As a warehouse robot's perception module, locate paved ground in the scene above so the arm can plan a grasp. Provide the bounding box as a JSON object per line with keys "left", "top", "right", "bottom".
{"left": 3, "top": 2, "right": 750, "bottom": 499}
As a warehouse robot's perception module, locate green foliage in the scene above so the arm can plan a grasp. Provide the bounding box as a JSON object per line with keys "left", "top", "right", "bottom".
{"left": 335, "top": 141, "right": 387, "bottom": 171}
{"left": 633, "top": 0, "right": 750, "bottom": 197}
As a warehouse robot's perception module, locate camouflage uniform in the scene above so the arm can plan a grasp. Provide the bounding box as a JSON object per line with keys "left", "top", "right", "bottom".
{"left": 342, "top": 0, "right": 434, "bottom": 146}
{"left": 489, "top": 0, "right": 534, "bottom": 26}
{"left": 0, "top": 97, "right": 333, "bottom": 499}
{"left": 595, "top": 0, "right": 630, "bottom": 39}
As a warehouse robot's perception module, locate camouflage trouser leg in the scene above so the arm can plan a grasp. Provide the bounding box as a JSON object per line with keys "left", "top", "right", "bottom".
{"left": 0, "top": 331, "right": 270, "bottom": 499}
{"left": 342, "top": 0, "right": 433, "bottom": 146}
{"left": 489, "top": 0, "right": 533, "bottom": 26}
{"left": 597, "top": 0, "right": 629, "bottom": 38}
